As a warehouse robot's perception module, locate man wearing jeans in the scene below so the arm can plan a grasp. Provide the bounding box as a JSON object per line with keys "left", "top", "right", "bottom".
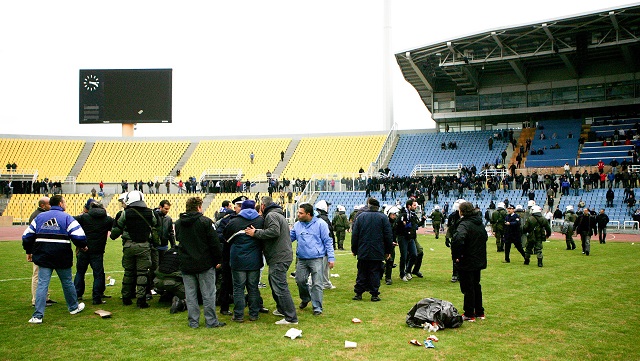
{"left": 291, "top": 203, "right": 335, "bottom": 316}
{"left": 23, "top": 195, "right": 88, "bottom": 324}
{"left": 246, "top": 196, "right": 298, "bottom": 325}
{"left": 224, "top": 199, "right": 264, "bottom": 322}
{"left": 176, "top": 197, "right": 225, "bottom": 328}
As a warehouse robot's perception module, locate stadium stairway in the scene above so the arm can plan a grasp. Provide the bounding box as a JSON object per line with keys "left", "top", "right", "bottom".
{"left": 201, "top": 193, "right": 216, "bottom": 215}
{"left": 68, "top": 141, "right": 95, "bottom": 178}
{"left": 272, "top": 139, "right": 300, "bottom": 177}
{"left": 169, "top": 141, "right": 198, "bottom": 180}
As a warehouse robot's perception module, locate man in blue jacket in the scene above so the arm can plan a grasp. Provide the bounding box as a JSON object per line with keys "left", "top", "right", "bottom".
{"left": 23, "top": 195, "right": 88, "bottom": 324}
{"left": 351, "top": 198, "right": 393, "bottom": 302}
{"left": 291, "top": 203, "right": 335, "bottom": 316}
{"left": 224, "top": 199, "right": 264, "bottom": 322}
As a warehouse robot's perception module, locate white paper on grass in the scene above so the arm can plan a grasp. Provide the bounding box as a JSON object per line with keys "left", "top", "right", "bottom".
{"left": 284, "top": 328, "right": 302, "bottom": 339}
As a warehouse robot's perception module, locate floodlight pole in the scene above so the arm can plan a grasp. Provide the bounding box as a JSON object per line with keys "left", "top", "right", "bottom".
{"left": 382, "top": 0, "right": 394, "bottom": 131}
{"left": 122, "top": 123, "right": 134, "bottom": 137}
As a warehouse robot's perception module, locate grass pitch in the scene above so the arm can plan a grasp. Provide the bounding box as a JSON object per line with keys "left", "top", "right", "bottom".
{"left": 1, "top": 234, "right": 639, "bottom": 361}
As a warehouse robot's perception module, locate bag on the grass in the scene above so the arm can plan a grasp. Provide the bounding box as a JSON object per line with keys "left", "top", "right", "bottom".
{"left": 406, "top": 297, "right": 463, "bottom": 329}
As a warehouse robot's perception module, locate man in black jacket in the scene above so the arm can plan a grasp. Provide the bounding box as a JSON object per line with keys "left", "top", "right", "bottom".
{"left": 575, "top": 208, "right": 596, "bottom": 256}
{"left": 176, "top": 197, "right": 225, "bottom": 328}
{"left": 351, "top": 198, "right": 393, "bottom": 302}
{"left": 596, "top": 209, "right": 610, "bottom": 244}
{"left": 451, "top": 201, "right": 488, "bottom": 322}
{"left": 148, "top": 200, "right": 176, "bottom": 299}
{"left": 74, "top": 200, "right": 114, "bottom": 305}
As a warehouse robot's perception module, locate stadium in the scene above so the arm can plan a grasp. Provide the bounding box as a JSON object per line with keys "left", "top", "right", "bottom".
{"left": 1, "top": 3, "right": 640, "bottom": 361}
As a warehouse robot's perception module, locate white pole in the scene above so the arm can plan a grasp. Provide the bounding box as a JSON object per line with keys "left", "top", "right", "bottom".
{"left": 382, "top": 0, "right": 394, "bottom": 131}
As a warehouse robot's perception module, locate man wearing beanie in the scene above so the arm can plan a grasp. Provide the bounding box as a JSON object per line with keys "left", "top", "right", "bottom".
{"left": 224, "top": 199, "right": 264, "bottom": 322}
{"left": 351, "top": 198, "right": 393, "bottom": 302}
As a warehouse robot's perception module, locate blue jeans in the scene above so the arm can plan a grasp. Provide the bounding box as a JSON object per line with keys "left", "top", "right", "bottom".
{"left": 231, "top": 269, "right": 261, "bottom": 319}
{"left": 33, "top": 267, "right": 79, "bottom": 319}
{"left": 74, "top": 253, "right": 105, "bottom": 302}
{"left": 295, "top": 258, "right": 324, "bottom": 313}
{"left": 268, "top": 262, "right": 297, "bottom": 322}
{"left": 398, "top": 237, "right": 417, "bottom": 278}
{"left": 182, "top": 267, "right": 221, "bottom": 328}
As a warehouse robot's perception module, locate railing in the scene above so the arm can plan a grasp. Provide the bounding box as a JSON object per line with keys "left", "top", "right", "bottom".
{"left": 410, "top": 164, "right": 462, "bottom": 177}
{"left": 623, "top": 220, "right": 638, "bottom": 230}
{"left": 368, "top": 122, "right": 398, "bottom": 174}
{"left": 199, "top": 169, "right": 243, "bottom": 181}
{"left": 480, "top": 168, "right": 507, "bottom": 178}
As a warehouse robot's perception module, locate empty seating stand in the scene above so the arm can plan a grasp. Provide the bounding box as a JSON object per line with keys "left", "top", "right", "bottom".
{"left": 525, "top": 120, "right": 581, "bottom": 167}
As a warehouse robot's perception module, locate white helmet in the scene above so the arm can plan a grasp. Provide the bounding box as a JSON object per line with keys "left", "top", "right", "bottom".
{"left": 353, "top": 205, "right": 359, "bottom": 210}
{"left": 385, "top": 206, "right": 400, "bottom": 216}
{"left": 337, "top": 205, "right": 346, "bottom": 212}
{"left": 515, "top": 204, "right": 524, "bottom": 211}
{"left": 118, "top": 193, "right": 128, "bottom": 202}
{"left": 315, "top": 200, "right": 329, "bottom": 212}
{"left": 497, "top": 202, "right": 505, "bottom": 209}
{"left": 531, "top": 205, "right": 542, "bottom": 214}
{"left": 434, "top": 205, "right": 440, "bottom": 210}
{"left": 528, "top": 200, "right": 536, "bottom": 208}
{"left": 566, "top": 205, "right": 574, "bottom": 211}
{"left": 124, "top": 190, "right": 144, "bottom": 206}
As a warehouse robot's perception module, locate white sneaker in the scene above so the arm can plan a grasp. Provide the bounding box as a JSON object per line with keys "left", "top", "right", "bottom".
{"left": 272, "top": 310, "right": 284, "bottom": 317}
{"left": 28, "top": 317, "right": 42, "bottom": 324}
{"left": 406, "top": 274, "right": 413, "bottom": 280}
{"left": 275, "top": 318, "right": 298, "bottom": 325}
{"left": 401, "top": 276, "right": 409, "bottom": 282}
{"left": 70, "top": 302, "right": 85, "bottom": 315}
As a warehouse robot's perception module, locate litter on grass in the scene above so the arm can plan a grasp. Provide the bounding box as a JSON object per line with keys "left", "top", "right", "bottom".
{"left": 351, "top": 318, "right": 362, "bottom": 323}
{"left": 409, "top": 339, "right": 422, "bottom": 346}
{"left": 345, "top": 341, "right": 357, "bottom": 348}
{"left": 284, "top": 328, "right": 302, "bottom": 339}
{"left": 424, "top": 340, "right": 435, "bottom": 349}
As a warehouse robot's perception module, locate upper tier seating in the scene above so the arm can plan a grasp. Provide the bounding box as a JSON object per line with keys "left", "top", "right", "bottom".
{"left": 281, "top": 135, "right": 385, "bottom": 180}
{"left": 180, "top": 139, "right": 291, "bottom": 182}
{"left": 526, "top": 120, "right": 582, "bottom": 167}
{"left": 0, "top": 139, "right": 84, "bottom": 179}
{"left": 76, "top": 141, "right": 190, "bottom": 183}
{"left": 387, "top": 131, "right": 506, "bottom": 176}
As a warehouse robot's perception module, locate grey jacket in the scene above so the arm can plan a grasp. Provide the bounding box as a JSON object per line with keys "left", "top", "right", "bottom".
{"left": 252, "top": 204, "right": 293, "bottom": 265}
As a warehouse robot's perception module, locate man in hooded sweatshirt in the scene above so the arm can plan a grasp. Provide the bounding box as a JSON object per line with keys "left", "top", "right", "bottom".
{"left": 451, "top": 201, "right": 487, "bottom": 322}
{"left": 224, "top": 199, "right": 264, "bottom": 322}
{"left": 74, "top": 199, "right": 113, "bottom": 305}
{"left": 175, "top": 197, "right": 225, "bottom": 328}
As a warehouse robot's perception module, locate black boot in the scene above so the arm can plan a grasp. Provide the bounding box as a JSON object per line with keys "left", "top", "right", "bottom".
{"left": 137, "top": 297, "right": 150, "bottom": 309}
{"left": 524, "top": 258, "right": 530, "bottom": 265}
{"left": 538, "top": 259, "right": 543, "bottom": 267}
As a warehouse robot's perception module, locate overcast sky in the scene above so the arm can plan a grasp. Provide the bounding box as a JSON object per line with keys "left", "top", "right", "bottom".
{"left": 0, "top": 0, "right": 634, "bottom": 138}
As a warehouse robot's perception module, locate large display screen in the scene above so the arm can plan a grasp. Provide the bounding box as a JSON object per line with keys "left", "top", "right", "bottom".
{"left": 79, "top": 69, "right": 172, "bottom": 123}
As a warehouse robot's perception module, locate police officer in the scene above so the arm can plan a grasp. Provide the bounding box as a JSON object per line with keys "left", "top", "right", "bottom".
{"left": 563, "top": 205, "right": 577, "bottom": 250}
{"left": 153, "top": 246, "right": 187, "bottom": 313}
{"left": 523, "top": 205, "right": 551, "bottom": 267}
{"left": 429, "top": 205, "right": 443, "bottom": 239}
{"left": 445, "top": 199, "right": 464, "bottom": 282}
{"left": 383, "top": 206, "right": 401, "bottom": 285}
{"left": 503, "top": 205, "right": 525, "bottom": 263}
{"left": 490, "top": 202, "right": 507, "bottom": 252}
{"left": 110, "top": 190, "right": 157, "bottom": 308}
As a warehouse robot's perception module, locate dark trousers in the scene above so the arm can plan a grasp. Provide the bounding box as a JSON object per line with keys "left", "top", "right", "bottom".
{"left": 398, "top": 237, "right": 416, "bottom": 278}
{"left": 504, "top": 237, "right": 525, "bottom": 261}
{"left": 384, "top": 247, "right": 396, "bottom": 280}
{"left": 458, "top": 269, "right": 484, "bottom": 318}
{"left": 354, "top": 259, "right": 384, "bottom": 297}
{"left": 74, "top": 252, "right": 105, "bottom": 302}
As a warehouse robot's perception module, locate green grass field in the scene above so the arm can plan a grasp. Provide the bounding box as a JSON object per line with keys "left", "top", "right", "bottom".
{"left": 1, "top": 234, "right": 639, "bottom": 361}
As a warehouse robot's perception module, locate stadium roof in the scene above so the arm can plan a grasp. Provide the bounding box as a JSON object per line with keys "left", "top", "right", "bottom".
{"left": 396, "top": 3, "right": 640, "bottom": 118}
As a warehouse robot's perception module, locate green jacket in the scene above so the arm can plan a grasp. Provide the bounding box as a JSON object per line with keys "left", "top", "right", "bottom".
{"left": 491, "top": 208, "right": 507, "bottom": 232}
{"left": 332, "top": 212, "right": 349, "bottom": 231}
{"left": 429, "top": 210, "right": 443, "bottom": 223}
{"left": 523, "top": 214, "right": 551, "bottom": 242}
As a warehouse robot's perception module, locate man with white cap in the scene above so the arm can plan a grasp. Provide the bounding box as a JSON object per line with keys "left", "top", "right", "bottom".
{"left": 563, "top": 205, "right": 577, "bottom": 250}
{"left": 503, "top": 205, "right": 526, "bottom": 263}
{"left": 523, "top": 205, "right": 551, "bottom": 267}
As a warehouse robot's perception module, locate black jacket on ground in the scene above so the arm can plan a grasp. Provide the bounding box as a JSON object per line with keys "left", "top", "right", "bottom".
{"left": 351, "top": 208, "right": 393, "bottom": 261}
{"left": 451, "top": 213, "right": 488, "bottom": 271}
{"left": 176, "top": 211, "right": 222, "bottom": 274}
{"left": 75, "top": 207, "right": 113, "bottom": 254}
